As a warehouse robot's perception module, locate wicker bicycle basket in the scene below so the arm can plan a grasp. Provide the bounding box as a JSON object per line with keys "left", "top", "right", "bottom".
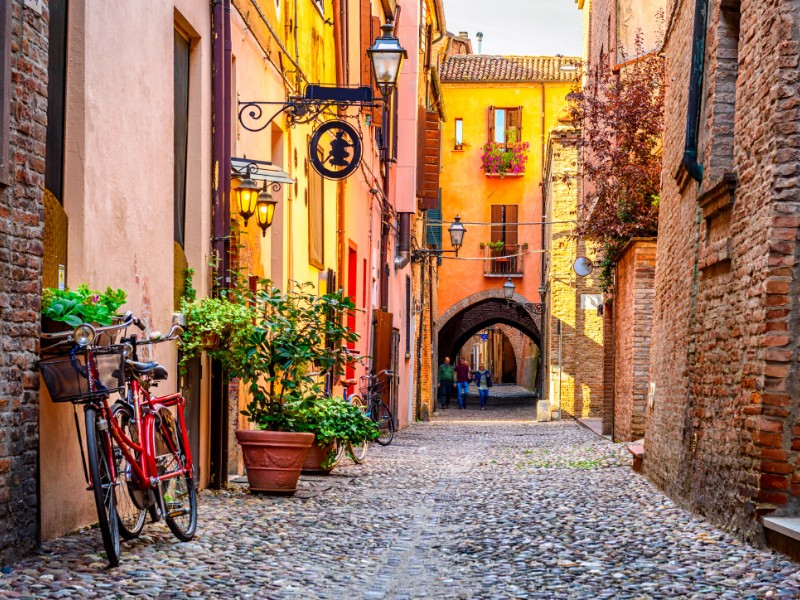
{"left": 359, "top": 375, "right": 385, "bottom": 398}
{"left": 38, "top": 345, "right": 126, "bottom": 403}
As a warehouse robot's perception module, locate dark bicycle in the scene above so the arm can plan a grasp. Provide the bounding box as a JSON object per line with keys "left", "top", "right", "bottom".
{"left": 359, "top": 370, "right": 395, "bottom": 446}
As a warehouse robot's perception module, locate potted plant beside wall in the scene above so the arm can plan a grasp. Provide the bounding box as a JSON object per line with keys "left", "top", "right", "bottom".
{"left": 301, "top": 395, "right": 379, "bottom": 474}
{"left": 41, "top": 285, "right": 127, "bottom": 347}
{"left": 232, "top": 281, "right": 360, "bottom": 494}
{"left": 178, "top": 283, "right": 256, "bottom": 374}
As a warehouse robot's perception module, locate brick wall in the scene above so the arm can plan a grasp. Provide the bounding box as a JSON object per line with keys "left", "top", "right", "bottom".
{"left": 543, "top": 128, "right": 604, "bottom": 419}
{"left": 0, "top": 0, "right": 47, "bottom": 564}
{"left": 646, "top": 0, "right": 800, "bottom": 540}
{"left": 413, "top": 214, "right": 437, "bottom": 421}
{"left": 613, "top": 239, "right": 656, "bottom": 441}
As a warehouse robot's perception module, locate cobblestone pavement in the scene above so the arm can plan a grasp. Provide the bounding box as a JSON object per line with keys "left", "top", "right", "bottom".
{"left": 3, "top": 397, "right": 800, "bottom": 599}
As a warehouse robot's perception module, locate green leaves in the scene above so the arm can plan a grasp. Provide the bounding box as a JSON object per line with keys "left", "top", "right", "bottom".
{"left": 42, "top": 285, "right": 127, "bottom": 326}
{"left": 233, "top": 279, "right": 363, "bottom": 432}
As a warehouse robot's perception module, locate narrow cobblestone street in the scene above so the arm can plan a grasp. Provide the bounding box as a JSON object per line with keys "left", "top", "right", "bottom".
{"left": 3, "top": 395, "right": 800, "bottom": 599}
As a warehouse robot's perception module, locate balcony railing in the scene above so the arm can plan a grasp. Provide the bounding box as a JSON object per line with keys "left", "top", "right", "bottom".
{"left": 483, "top": 244, "right": 525, "bottom": 277}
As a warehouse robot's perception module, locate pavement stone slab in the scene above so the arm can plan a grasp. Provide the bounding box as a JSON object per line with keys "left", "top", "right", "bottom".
{"left": 1, "top": 396, "right": 799, "bottom": 599}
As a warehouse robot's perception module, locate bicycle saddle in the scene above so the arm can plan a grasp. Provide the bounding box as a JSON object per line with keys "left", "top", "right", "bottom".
{"left": 127, "top": 360, "right": 169, "bottom": 380}
{"left": 341, "top": 378, "right": 358, "bottom": 386}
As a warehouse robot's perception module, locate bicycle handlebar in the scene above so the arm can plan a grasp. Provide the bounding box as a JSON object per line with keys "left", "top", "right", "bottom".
{"left": 40, "top": 313, "right": 137, "bottom": 340}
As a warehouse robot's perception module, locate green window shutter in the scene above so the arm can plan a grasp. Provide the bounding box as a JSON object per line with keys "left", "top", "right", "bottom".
{"left": 426, "top": 207, "right": 442, "bottom": 247}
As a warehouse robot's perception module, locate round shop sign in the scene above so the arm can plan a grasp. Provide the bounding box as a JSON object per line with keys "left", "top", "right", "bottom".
{"left": 309, "top": 120, "right": 363, "bottom": 180}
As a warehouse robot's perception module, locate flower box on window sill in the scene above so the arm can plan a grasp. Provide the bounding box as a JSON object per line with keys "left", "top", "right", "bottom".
{"left": 484, "top": 172, "right": 525, "bottom": 178}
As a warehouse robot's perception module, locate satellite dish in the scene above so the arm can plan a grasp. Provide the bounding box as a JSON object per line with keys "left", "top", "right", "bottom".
{"left": 573, "top": 257, "right": 594, "bottom": 277}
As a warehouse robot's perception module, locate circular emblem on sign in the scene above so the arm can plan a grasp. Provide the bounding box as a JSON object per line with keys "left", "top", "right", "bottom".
{"left": 309, "top": 120, "right": 363, "bottom": 180}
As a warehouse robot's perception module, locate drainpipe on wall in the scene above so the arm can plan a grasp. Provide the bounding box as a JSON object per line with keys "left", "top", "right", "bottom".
{"left": 394, "top": 212, "right": 411, "bottom": 269}
{"left": 333, "top": 0, "right": 345, "bottom": 285}
{"left": 223, "top": 0, "right": 232, "bottom": 284}
{"left": 210, "top": 0, "right": 230, "bottom": 490}
{"left": 683, "top": 0, "right": 708, "bottom": 183}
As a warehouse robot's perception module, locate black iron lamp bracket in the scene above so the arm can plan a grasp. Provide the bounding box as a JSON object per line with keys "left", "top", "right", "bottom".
{"left": 232, "top": 161, "right": 284, "bottom": 193}
{"left": 238, "top": 84, "right": 382, "bottom": 132}
{"left": 410, "top": 248, "right": 459, "bottom": 263}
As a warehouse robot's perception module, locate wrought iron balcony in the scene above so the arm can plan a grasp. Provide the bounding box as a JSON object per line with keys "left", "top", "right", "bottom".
{"left": 483, "top": 244, "right": 525, "bottom": 277}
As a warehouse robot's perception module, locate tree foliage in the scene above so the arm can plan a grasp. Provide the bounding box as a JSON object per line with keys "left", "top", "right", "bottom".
{"left": 567, "top": 32, "right": 665, "bottom": 276}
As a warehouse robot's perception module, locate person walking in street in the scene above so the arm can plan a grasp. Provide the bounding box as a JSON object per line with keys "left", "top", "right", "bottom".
{"left": 454, "top": 357, "right": 471, "bottom": 409}
{"left": 475, "top": 364, "right": 492, "bottom": 410}
{"left": 438, "top": 357, "right": 454, "bottom": 409}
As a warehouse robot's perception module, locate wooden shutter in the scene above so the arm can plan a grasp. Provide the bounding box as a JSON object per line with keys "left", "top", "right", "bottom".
{"left": 416, "top": 105, "right": 425, "bottom": 197}
{"left": 506, "top": 107, "right": 522, "bottom": 143}
{"left": 370, "top": 16, "right": 383, "bottom": 127}
{"left": 360, "top": 0, "right": 372, "bottom": 86}
{"left": 488, "top": 106, "right": 495, "bottom": 143}
{"left": 418, "top": 110, "right": 441, "bottom": 209}
{"left": 490, "top": 205, "right": 503, "bottom": 242}
{"left": 505, "top": 205, "right": 519, "bottom": 245}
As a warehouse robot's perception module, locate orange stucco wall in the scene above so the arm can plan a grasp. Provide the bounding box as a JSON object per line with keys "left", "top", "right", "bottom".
{"left": 437, "top": 81, "right": 575, "bottom": 318}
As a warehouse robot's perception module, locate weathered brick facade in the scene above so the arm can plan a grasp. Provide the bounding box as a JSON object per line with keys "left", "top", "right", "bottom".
{"left": 613, "top": 239, "right": 656, "bottom": 442}
{"left": 0, "top": 0, "right": 47, "bottom": 564}
{"left": 543, "top": 128, "right": 604, "bottom": 419}
{"left": 646, "top": 0, "right": 800, "bottom": 540}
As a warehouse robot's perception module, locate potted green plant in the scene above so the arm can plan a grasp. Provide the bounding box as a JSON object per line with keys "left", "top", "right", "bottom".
{"left": 178, "top": 288, "right": 255, "bottom": 373}
{"left": 232, "top": 281, "right": 360, "bottom": 494}
{"left": 41, "top": 285, "right": 127, "bottom": 347}
{"left": 300, "top": 396, "right": 379, "bottom": 474}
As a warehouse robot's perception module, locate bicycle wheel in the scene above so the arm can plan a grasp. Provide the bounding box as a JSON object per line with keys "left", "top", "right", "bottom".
{"left": 331, "top": 439, "right": 347, "bottom": 467}
{"left": 372, "top": 402, "right": 395, "bottom": 446}
{"left": 85, "top": 406, "right": 121, "bottom": 566}
{"left": 153, "top": 409, "right": 197, "bottom": 541}
{"left": 348, "top": 394, "right": 369, "bottom": 463}
{"left": 111, "top": 403, "right": 146, "bottom": 540}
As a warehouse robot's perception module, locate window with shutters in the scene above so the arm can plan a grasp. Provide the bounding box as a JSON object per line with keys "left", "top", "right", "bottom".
{"left": 488, "top": 107, "right": 523, "bottom": 145}
{"left": 486, "top": 205, "right": 523, "bottom": 276}
{"left": 174, "top": 29, "right": 190, "bottom": 249}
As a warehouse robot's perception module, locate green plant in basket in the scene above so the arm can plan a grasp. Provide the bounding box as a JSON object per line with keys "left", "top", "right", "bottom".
{"left": 42, "top": 285, "right": 127, "bottom": 327}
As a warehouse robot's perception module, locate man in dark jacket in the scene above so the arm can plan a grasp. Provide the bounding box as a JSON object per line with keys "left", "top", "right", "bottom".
{"left": 438, "top": 357, "right": 454, "bottom": 409}
{"left": 454, "top": 358, "right": 471, "bottom": 409}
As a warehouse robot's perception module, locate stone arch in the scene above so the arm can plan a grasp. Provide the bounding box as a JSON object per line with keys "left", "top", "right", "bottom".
{"left": 436, "top": 290, "right": 542, "bottom": 367}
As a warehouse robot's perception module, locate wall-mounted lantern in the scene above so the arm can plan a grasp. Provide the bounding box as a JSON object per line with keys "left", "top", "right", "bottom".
{"left": 234, "top": 165, "right": 260, "bottom": 226}
{"left": 411, "top": 215, "right": 467, "bottom": 262}
{"left": 255, "top": 182, "right": 279, "bottom": 236}
{"left": 367, "top": 21, "right": 408, "bottom": 98}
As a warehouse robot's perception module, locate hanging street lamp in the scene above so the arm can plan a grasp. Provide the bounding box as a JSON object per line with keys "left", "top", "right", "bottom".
{"left": 503, "top": 277, "right": 516, "bottom": 301}
{"left": 234, "top": 165, "right": 260, "bottom": 226}
{"left": 367, "top": 21, "right": 408, "bottom": 98}
{"left": 411, "top": 215, "right": 467, "bottom": 262}
{"left": 255, "top": 182, "right": 279, "bottom": 237}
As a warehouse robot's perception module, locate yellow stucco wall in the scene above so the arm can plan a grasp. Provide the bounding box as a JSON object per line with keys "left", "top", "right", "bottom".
{"left": 437, "top": 80, "right": 576, "bottom": 318}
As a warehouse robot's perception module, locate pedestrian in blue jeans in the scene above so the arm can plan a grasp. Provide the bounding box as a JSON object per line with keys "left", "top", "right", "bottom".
{"left": 454, "top": 358, "right": 470, "bottom": 409}
{"left": 475, "top": 364, "right": 492, "bottom": 410}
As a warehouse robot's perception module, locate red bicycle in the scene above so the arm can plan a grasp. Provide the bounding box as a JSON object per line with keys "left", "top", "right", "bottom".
{"left": 39, "top": 314, "right": 197, "bottom": 567}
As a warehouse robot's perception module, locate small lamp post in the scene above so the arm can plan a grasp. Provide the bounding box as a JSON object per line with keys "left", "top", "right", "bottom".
{"left": 448, "top": 215, "right": 466, "bottom": 256}
{"left": 503, "top": 277, "right": 516, "bottom": 302}
{"left": 255, "top": 183, "right": 278, "bottom": 237}
{"left": 367, "top": 21, "right": 408, "bottom": 98}
{"left": 411, "top": 215, "right": 467, "bottom": 262}
{"left": 234, "top": 166, "right": 260, "bottom": 226}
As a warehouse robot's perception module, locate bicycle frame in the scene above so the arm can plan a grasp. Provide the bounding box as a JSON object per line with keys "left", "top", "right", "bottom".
{"left": 105, "top": 377, "right": 193, "bottom": 492}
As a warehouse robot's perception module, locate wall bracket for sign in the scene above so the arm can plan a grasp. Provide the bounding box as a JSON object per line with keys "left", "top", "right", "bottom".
{"left": 238, "top": 84, "right": 381, "bottom": 132}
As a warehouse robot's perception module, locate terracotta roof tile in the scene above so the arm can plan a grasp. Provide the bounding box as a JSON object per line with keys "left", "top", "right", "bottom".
{"left": 440, "top": 55, "right": 582, "bottom": 83}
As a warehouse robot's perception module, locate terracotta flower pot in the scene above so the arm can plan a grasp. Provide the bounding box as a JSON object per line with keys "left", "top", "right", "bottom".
{"left": 235, "top": 429, "right": 315, "bottom": 494}
{"left": 201, "top": 332, "right": 221, "bottom": 350}
{"left": 302, "top": 442, "right": 336, "bottom": 475}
